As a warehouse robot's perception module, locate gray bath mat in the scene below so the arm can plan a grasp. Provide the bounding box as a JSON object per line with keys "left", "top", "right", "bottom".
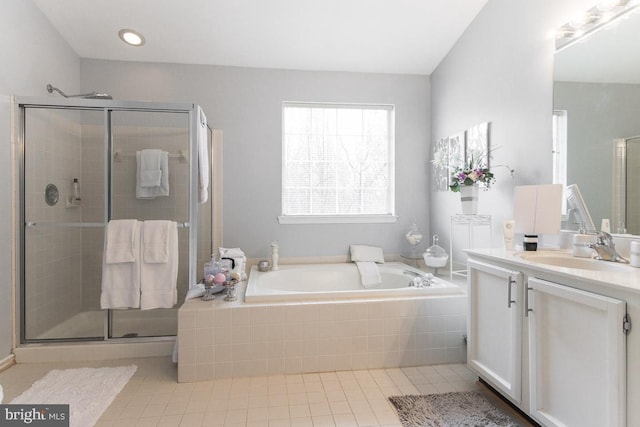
{"left": 389, "top": 391, "right": 523, "bottom": 427}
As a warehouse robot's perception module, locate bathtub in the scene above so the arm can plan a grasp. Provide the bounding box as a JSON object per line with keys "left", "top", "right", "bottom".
{"left": 245, "top": 262, "right": 463, "bottom": 303}
{"left": 179, "top": 261, "right": 468, "bottom": 381}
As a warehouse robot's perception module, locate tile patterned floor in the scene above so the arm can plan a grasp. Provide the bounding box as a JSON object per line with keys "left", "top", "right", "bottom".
{"left": 0, "top": 356, "right": 486, "bottom": 426}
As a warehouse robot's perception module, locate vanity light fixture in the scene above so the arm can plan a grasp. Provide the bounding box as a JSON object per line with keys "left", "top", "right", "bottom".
{"left": 555, "top": 0, "right": 640, "bottom": 51}
{"left": 118, "top": 29, "right": 146, "bottom": 47}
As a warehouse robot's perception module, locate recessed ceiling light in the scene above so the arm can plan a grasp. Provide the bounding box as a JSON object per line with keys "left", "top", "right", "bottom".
{"left": 118, "top": 29, "right": 145, "bottom": 47}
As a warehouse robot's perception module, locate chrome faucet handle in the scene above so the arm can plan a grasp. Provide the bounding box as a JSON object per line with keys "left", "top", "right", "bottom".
{"left": 596, "top": 231, "right": 613, "bottom": 246}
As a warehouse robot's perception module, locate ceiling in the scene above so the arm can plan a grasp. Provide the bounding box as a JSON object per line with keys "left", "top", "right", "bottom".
{"left": 32, "top": 0, "right": 488, "bottom": 75}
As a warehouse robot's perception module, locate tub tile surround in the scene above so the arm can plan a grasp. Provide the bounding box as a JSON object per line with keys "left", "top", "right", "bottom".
{"left": 178, "top": 282, "right": 467, "bottom": 382}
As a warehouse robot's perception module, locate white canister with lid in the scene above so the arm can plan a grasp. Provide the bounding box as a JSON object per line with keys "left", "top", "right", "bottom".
{"left": 631, "top": 241, "right": 640, "bottom": 268}
{"left": 572, "top": 234, "right": 596, "bottom": 258}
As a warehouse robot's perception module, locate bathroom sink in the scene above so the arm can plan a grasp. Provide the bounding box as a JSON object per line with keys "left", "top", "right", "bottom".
{"left": 515, "top": 252, "right": 630, "bottom": 272}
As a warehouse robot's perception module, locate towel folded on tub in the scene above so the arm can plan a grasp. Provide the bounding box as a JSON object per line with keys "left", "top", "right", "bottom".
{"left": 355, "top": 261, "right": 382, "bottom": 288}
{"left": 350, "top": 245, "right": 384, "bottom": 288}
{"left": 350, "top": 244, "right": 385, "bottom": 263}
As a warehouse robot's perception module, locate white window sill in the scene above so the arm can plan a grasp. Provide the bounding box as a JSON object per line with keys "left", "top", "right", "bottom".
{"left": 278, "top": 215, "right": 398, "bottom": 225}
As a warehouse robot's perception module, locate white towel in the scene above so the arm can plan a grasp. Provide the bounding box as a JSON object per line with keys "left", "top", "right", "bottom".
{"left": 143, "top": 220, "right": 171, "bottom": 263}
{"left": 101, "top": 220, "right": 141, "bottom": 309}
{"left": 355, "top": 261, "right": 382, "bottom": 288}
{"left": 136, "top": 149, "right": 169, "bottom": 199}
{"left": 349, "top": 244, "right": 385, "bottom": 263}
{"left": 197, "top": 107, "right": 209, "bottom": 204}
{"left": 350, "top": 245, "right": 384, "bottom": 288}
{"left": 105, "top": 219, "right": 138, "bottom": 264}
{"left": 140, "top": 221, "right": 179, "bottom": 310}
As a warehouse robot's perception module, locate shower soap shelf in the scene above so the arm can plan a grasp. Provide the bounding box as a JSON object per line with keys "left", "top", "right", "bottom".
{"left": 66, "top": 197, "right": 81, "bottom": 208}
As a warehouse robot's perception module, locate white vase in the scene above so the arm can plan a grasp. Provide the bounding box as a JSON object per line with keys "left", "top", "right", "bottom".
{"left": 459, "top": 185, "right": 479, "bottom": 215}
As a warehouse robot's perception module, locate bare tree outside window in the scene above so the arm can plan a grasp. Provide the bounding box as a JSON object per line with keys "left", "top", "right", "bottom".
{"left": 282, "top": 103, "right": 394, "bottom": 220}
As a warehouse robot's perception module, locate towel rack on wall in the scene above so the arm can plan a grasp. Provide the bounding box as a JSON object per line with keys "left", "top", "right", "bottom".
{"left": 113, "top": 150, "right": 189, "bottom": 163}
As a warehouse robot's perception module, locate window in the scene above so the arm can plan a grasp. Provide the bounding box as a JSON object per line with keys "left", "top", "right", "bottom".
{"left": 280, "top": 102, "right": 395, "bottom": 224}
{"left": 552, "top": 110, "right": 568, "bottom": 212}
{"left": 552, "top": 110, "right": 567, "bottom": 188}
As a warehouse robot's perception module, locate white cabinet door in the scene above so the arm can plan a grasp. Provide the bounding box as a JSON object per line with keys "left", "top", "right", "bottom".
{"left": 468, "top": 259, "right": 523, "bottom": 403}
{"left": 528, "top": 277, "right": 626, "bottom": 427}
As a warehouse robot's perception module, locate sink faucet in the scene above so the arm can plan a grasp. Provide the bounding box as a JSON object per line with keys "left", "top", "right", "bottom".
{"left": 587, "top": 231, "right": 629, "bottom": 263}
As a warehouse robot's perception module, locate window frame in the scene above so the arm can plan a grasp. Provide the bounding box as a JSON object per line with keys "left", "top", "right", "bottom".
{"left": 279, "top": 101, "right": 396, "bottom": 224}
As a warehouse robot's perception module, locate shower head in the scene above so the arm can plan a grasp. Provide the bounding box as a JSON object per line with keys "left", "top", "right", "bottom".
{"left": 46, "top": 84, "right": 113, "bottom": 100}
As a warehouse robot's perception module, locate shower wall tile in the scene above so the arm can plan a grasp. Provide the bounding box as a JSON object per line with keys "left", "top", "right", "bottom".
{"left": 24, "top": 108, "right": 84, "bottom": 338}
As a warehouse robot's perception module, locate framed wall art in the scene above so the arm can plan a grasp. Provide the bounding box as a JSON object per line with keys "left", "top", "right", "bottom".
{"left": 466, "top": 122, "right": 490, "bottom": 168}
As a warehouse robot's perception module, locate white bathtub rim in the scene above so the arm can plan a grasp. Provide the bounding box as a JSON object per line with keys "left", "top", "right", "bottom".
{"left": 245, "top": 261, "right": 464, "bottom": 303}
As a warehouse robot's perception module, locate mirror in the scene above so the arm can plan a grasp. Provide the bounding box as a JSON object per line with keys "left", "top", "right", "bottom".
{"left": 553, "top": 8, "right": 640, "bottom": 235}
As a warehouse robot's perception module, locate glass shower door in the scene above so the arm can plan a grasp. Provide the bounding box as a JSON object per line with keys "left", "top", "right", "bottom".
{"left": 109, "top": 110, "right": 191, "bottom": 338}
{"left": 22, "top": 107, "right": 106, "bottom": 341}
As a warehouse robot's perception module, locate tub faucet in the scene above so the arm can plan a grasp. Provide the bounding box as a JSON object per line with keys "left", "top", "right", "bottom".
{"left": 587, "top": 231, "right": 629, "bottom": 263}
{"left": 404, "top": 270, "right": 433, "bottom": 287}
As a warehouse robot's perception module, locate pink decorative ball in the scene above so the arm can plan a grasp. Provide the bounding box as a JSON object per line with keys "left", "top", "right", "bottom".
{"left": 214, "top": 272, "right": 226, "bottom": 284}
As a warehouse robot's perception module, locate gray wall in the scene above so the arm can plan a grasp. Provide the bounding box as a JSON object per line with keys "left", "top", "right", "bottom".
{"left": 0, "top": 0, "right": 80, "bottom": 359}
{"left": 81, "top": 60, "right": 431, "bottom": 259}
{"left": 429, "top": 0, "right": 595, "bottom": 255}
{"left": 554, "top": 81, "right": 640, "bottom": 229}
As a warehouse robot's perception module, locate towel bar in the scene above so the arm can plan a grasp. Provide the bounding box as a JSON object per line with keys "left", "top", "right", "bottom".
{"left": 113, "top": 150, "right": 189, "bottom": 163}
{"left": 26, "top": 221, "right": 190, "bottom": 228}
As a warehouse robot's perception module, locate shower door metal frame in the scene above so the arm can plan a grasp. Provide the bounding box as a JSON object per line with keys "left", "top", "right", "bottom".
{"left": 16, "top": 97, "right": 200, "bottom": 344}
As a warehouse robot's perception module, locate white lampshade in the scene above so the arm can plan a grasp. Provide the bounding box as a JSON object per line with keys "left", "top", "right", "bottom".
{"left": 513, "top": 184, "right": 563, "bottom": 235}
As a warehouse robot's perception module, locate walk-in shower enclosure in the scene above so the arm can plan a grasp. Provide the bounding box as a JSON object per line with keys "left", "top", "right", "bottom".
{"left": 16, "top": 98, "right": 212, "bottom": 343}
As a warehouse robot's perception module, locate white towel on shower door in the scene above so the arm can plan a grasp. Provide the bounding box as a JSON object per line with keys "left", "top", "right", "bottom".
{"left": 101, "top": 220, "right": 141, "bottom": 309}
{"left": 140, "top": 221, "right": 179, "bottom": 310}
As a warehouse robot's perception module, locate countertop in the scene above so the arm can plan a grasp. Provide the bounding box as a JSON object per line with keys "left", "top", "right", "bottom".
{"left": 465, "top": 248, "right": 640, "bottom": 294}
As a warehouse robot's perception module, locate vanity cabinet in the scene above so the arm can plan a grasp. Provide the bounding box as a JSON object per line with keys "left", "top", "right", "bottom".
{"left": 527, "top": 277, "right": 626, "bottom": 427}
{"left": 467, "top": 253, "right": 629, "bottom": 427}
{"left": 467, "top": 259, "right": 523, "bottom": 403}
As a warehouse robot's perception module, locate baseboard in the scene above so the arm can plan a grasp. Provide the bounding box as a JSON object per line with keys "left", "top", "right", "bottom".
{"left": 0, "top": 353, "right": 16, "bottom": 372}
{"left": 13, "top": 339, "right": 175, "bottom": 364}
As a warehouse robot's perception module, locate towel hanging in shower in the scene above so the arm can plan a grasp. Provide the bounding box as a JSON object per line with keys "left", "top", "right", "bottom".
{"left": 136, "top": 149, "right": 169, "bottom": 199}
{"left": 140, "top": 221, "right": 179, "bottom": 310}
{"left": 101, "top": 220, "right": 142, "bottom": 309}
{"left": 197, "top": 106, "right": 209, "bottom": 204}
{"left": 101, "top": 220, "right": 178, "bottom": 310}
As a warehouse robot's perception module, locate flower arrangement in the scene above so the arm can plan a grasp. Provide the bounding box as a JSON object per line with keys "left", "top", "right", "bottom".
{"left": 449, "top": 160, "right": 495, "bottom": 192}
